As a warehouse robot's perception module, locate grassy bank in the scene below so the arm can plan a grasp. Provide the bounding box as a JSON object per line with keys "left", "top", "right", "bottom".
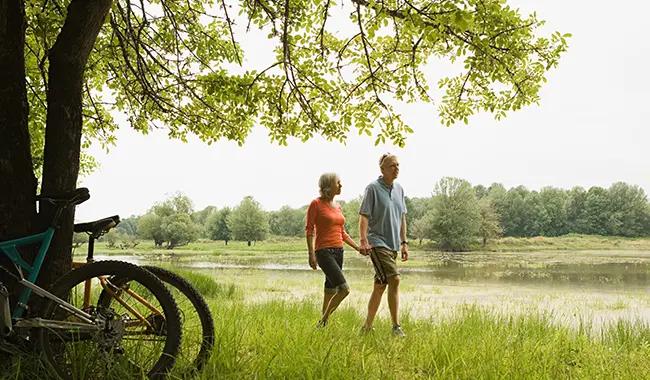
{"left": 6, "top": 295, "right": 650, "bottom": 379}
{"left": 86, "top": 234, "right": 650, "bottom": 257}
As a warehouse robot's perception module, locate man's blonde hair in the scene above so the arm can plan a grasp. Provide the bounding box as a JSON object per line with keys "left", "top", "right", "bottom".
{"left": 319, "top": 173, "right": 339, "bottom": 199}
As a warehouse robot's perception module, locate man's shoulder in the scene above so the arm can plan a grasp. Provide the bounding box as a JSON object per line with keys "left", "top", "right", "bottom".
{"left": 364, "top": 181, "right": 380, "bottom": 192}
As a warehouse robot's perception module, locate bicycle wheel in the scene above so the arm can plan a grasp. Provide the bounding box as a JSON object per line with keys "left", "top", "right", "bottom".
{"left": 37, "top": 260, "right": 182, "bottom": 380}
{"left": 144, "top": 266, "right": 215, "bottom": 374}
{"left": 99, "top": 266, "right": 215, "bottom": 375}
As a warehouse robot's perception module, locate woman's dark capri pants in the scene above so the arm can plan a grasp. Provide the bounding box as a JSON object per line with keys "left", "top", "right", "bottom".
{"left": 315, "top": 247, "right": 349, "bottom": 293}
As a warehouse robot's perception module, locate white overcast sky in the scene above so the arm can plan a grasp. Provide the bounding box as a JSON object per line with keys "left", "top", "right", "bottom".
{"left": 76, "top": 0, "right": 649, "bottom": 221}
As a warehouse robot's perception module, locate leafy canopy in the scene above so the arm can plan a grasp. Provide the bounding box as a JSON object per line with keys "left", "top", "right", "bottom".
{"left": 25, "top": 0, "right": 569, "bottom": 175}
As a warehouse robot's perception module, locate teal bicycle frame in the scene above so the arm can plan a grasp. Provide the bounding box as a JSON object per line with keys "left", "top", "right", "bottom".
{"left": 0, "top": 228, "right": 55, "bottom": 318}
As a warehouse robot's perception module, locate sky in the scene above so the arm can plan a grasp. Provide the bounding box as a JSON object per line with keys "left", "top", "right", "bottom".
{"left": 75, "top": 0, "right": 649, "bottom": 222}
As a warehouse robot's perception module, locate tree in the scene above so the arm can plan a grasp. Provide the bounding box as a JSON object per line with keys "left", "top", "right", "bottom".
{"left": 606, "top": 182, "right": 650, "bottom": 237}
{"left": 115, "top": 215, "right": 138, "bottom": 236}
{"left": 269, "top": 206, "right": 304, "bottom": 237}
{"left": 409, "top": 216, "right": 430, "bottom": 246}
{"left": 138, "top": 214, "right": 165, "bottom": 248}
{"left": 428, "top": 177, "right": 479, "bottom": 251}
{"left": 229, "top": 196, "right": 269, "bottom": 246}
{"left": 193, "top": 206, "right": 218, "bottom": 238}
{"left": 0, "top": 0, "right": 569, "bottom": 293}
{"left": 477, "top": 198, "right": 502, "bottom": 248}
{"left": 566, "top": 186, "right": 588, "bottom": 234}
{"left": 474, "top": 185, "right": 489, "bottom": 200}
{"left": 583, "top": 187, "right": 610, "bottom": 236}
{"left": 206, "top": 207, "right": 232, "bottom": 244}
{"left": 138, "top": 193, "right": 200, "bottom": 248}
{"left": 539, "top": 186, "right": 568, "bottom": 236}
{"left": 404, "top": 196, "right": 429, "bottom": 229}
{"left": 162, "top": 213, "right": 200, "bottom": 249}
{"left": 341, "top": 196, "right": 363, "bottom": 239}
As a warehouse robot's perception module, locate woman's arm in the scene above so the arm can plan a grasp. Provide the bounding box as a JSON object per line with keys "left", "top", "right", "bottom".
{"left": 343, "top": 234, "right": 360, "bottom": 252}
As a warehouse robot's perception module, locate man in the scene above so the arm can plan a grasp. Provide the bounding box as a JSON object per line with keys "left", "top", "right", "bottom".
{"left": 358, "top": 153, "right": 408, "bottom": 337}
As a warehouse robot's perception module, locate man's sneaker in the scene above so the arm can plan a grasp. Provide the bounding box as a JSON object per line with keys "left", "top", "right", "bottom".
{"left": 392, "top": 324, "right": 406, "bottom": 337}
{"left": 360, "top": 326, "right": 375, "bottom": 335}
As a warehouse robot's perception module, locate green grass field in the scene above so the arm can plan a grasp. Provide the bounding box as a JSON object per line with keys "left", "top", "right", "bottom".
{"left": 6, "top": 281, "right": 650, "bottom": 380}
{"left": 5, "top": 235, "right": 650, "bottom": 379}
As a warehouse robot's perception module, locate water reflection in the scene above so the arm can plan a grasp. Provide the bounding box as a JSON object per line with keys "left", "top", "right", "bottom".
{"left": 89, "top": 254, "right": 650, "bottom": 287}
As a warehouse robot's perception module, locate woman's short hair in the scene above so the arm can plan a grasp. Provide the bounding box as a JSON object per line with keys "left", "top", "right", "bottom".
{"left": 319, "top": 173, "right": 339, "bottom": 198}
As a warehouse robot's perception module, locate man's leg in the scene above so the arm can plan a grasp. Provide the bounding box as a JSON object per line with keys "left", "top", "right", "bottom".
{"left": 363, "top": 282, "right": 386, "bottom": 329}
{"left": 387, "top": 275, "right": 400, "bottom": 327}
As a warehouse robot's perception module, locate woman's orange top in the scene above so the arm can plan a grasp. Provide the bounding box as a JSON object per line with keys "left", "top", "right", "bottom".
{"left": 305, "top": 198, "right": 350, "bottom": 251}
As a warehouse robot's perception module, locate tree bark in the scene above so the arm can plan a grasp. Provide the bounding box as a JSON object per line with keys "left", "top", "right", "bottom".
{"left": 0, "top": 0, "right": 38, "bottom": 299}
{"left": 39, "top": 0, "right": 112, "bottom": 288}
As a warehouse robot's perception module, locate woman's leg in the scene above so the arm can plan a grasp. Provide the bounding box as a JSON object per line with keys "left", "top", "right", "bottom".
{"left": 320, "top": 249, "right": 349, "bottom": 323}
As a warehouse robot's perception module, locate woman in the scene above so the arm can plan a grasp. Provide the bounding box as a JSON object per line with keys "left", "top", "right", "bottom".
{"left": 306, "top": 173, "right": 361, "bottom": 327}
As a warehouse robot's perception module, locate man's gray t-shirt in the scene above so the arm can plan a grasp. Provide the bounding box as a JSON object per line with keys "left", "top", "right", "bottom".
{"left": 359, "top": 176, "right": 407, "bottom": 252}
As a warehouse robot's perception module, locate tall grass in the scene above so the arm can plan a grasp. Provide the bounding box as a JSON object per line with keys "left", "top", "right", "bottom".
{"left": 4, "top": 296, "right": 650, "bottom": 379}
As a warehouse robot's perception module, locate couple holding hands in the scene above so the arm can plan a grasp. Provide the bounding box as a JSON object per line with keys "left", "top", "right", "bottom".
{"left": 305, "top": 153, "right": 408, "bottom": 337}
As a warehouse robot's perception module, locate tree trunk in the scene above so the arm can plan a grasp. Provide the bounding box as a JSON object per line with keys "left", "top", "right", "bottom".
{"left": 39, "top": 0, "right": 112, "bottom": 288}
{"left": 0, "top": 0, "right": 38, "bottom": 301}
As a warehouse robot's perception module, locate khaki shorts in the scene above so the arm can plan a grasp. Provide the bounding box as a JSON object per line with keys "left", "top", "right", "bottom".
{"left": 369, "top": 246, "right": 399, "bottom": 284}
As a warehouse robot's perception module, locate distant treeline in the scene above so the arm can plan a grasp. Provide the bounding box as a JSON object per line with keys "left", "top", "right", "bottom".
{"left": 102, "top": 179, "right": 650, "bottom": 251}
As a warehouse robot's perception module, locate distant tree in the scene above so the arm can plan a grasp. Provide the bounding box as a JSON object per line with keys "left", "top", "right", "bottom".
{"left": 269, "top": 206, "right": 304, "bottom": 237}
{"left": 104, "top": 229, "right": 120, "bottom": 248}
{"left": 499, "top": 186, "right": 528, "bottom": 237}
{"left": 583, "top": 187, "right": 610, "bottom": 235}
{"left": 341, "top": 196, "right": 363, "bottom": 239}
{"left": 428, "top": 177, "right": 479, "bottom": 251}
{"left": 409, "top": 216, "right": 430, "bottom": 246}
{"left": 72, "top": 232, "right": 87, "bottom": 249}
{"left": 115, "top": 215, "right": 138, "bottom": 237}
{"left": 193, "top": 206, "right": 218, "bottom": 238}
{"left": 521, "top": 190, "right": 549, "bottom": 237}
{"left": 229, "top": 196, "right": 269, "bottom": 246}
{"left": 162, "top": 213, "right": 199, "bottom": 249}
{"left": 477, "top": 198, "right": 502, "bottom": 248}
{"left": 606, "top": 182, "right": 650, "bottom": 237}
{"left": 404, "top": 196, "right": 429, "bottom": 228}
{"left": 539, "top": 187, "right": 568, "bottom": 236}
{"left": 138, "top": 193, "right": 200, "bottom": 248}
{"left": 206, "top": 207, "right": 232, "bottom": 244}
{"left": 566, "top": 186, "right": 588, "bottom": 234}
{"left": 474, "top": 185, "right": 489, "bottom": 199}
{"left": 138, "top": 214, "right": 165, "bottom": 248}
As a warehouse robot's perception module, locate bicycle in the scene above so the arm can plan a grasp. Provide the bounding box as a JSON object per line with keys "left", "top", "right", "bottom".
{"left": 0, "top": 188, "right": 183, "bottom": 379}
{"left": 72, "top": 215, "right": 215, "bottom": 375}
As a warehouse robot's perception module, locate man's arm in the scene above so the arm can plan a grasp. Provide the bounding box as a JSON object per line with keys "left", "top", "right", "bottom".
{"left": 359, "top": 214, "right": 371, "bottom": 255}
{"left": 400, "top": 214, "right": 408, "bottom": 261}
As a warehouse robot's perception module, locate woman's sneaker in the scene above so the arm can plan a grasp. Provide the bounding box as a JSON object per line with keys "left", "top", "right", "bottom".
{"left": 392, "top": 324, "right": 406, "bottom": 337}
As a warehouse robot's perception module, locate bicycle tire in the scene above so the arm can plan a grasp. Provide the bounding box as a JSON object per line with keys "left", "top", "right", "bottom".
{"left": 143, "top": 266, "right": 215, "bottom": 373}
{"left": 99, "top": 266, "right": 215, "bottom": 375}
{"left": 37, "top": 260, "right": 182, "bottom": 380}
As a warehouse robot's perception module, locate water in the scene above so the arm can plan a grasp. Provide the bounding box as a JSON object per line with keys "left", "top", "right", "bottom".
{"left": 87, "top": 251, "right": 650, "bottom": 329}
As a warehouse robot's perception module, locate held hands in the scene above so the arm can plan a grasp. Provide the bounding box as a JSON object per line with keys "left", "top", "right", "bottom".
{"left": 308, "top": 252, "right": 317, "bottom": 270}
{"left": 359, "top": 239, "right": 372, "bottom": 256}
